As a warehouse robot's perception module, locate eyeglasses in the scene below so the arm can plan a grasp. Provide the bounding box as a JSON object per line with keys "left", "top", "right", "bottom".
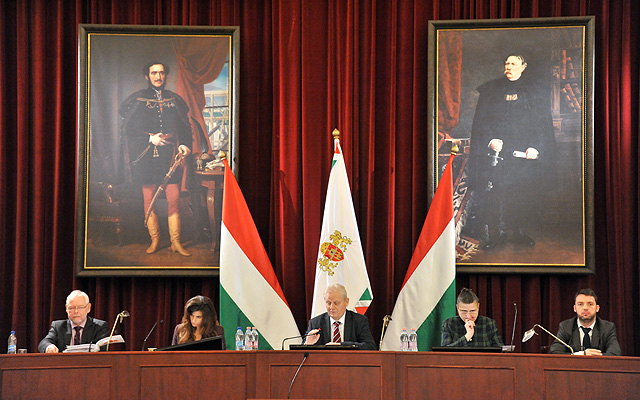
{"left": 66, "top": 305, "right": 88, "bottom": 312}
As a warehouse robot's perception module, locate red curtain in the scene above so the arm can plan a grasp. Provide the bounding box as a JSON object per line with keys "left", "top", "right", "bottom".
{"left": 437, "top": 31, "right": 463, "bottom": 147}
{"left": 1, "top": 0, "right": 639, "bottom": 356}
{"left": 172, "top": 36, "right": 229, "bottom": 155}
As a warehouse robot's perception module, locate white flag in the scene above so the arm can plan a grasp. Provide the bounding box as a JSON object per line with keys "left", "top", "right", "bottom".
{"left": 311, "top": 135, "right": 373, "bottom": 317}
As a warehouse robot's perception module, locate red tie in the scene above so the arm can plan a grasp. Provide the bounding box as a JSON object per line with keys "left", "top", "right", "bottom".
{"left": 332, "top": 321, "right": 341, "bottom": 343}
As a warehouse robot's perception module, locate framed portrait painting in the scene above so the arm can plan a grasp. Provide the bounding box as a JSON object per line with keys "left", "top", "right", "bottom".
{"left": 75, "top": 24, "right": 239, "bottom": 276}
{"left": 428, "top": 17, "right": 594, "bottom": 274}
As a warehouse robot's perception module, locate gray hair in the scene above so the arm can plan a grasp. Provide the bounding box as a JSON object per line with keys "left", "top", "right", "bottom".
{"left": 505, "top": 54, "right": 527, "bottom": 67}
{"left": 66, "top": 290, "right": 90, "bottom": 306}
{"left": 325, "top": 283, "right": 348, "bottom": 300}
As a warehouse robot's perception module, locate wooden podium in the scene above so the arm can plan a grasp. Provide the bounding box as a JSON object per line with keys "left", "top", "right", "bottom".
{"left": 1, "top": 350, "right": 639, "bottom": 399}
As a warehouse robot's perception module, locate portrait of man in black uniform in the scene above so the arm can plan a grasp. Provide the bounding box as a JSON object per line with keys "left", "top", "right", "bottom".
{"left": 432, "top": 23, "right": 591, "bottom": 270}
{"left": 119, "top": 62, "right": 193, "bottom": 256}
{"left": 466, "top": 54, "right": 557, "bottom": 250}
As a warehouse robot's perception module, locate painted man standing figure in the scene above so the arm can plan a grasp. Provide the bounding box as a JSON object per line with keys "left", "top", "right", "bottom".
{"left": 120, "top": 62, "right": 192, "bottom": 256}
{"left": 468, "top": 54, "right": 557, "bottom": 250}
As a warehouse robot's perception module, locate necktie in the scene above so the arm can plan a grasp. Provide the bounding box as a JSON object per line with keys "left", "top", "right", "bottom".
{"left": 73, "top": 326, "right": 82, "bottom": 345}
{"left": 332, "top": 321, "right": 341, "bottom": 343}
{"left": 581, "top": 326, "right": 591, "bottom": 349}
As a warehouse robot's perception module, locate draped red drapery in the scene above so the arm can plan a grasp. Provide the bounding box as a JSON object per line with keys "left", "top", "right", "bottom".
{"left": 1, "top": 0, "right": 638, "bottom": 356}
{"left": 172, "top": 36, "right": 229, "bottom": 155}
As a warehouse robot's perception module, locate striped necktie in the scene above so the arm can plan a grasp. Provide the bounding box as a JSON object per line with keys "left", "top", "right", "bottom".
{"left": 332, "top": 321, "right": 341, "bottom": 343}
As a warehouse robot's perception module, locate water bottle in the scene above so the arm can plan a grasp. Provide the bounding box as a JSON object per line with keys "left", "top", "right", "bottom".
{"left": 244, "top": 327, "right": 253, "bottom": 350}
{"left": 408, "top": 328, "right": 418, "bottom": 352}
{"left": 235, "top": 327, "right": 244, "bottom": 350}
{"left": 250, "top": 327, "right": 259, "bottom": 350}
{"left": 7, "top": 331, "right": 17, "bottom": 354}
{"left": 400, "top": 328, "right": 409, "bottom": 351}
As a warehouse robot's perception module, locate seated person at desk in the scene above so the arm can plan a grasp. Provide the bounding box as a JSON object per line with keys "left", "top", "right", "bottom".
{"left": 38, "top": 290, "right": 110, "bottom": 353}
{"left": 172, "top": 295, "right": 226, "bottom": 348}
{"left": 550, "top": 288, "right": 621, "bottom": 356}
{"left": 441, "top": 288, "right": 504, "bottom": 347}
{"left": 303, "top": 283, "right": 377, "bottom": 350}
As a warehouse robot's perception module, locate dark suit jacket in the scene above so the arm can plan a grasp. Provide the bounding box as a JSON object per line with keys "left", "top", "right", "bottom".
{"left": 550, "top": 317, "right": 621, "bottom": 356}
{"left": 38, "top": 317, "right": 110, "bottom": 353}
{"left": 441, "top": 315, "right": 504, "bottom": 347}
{"left": 304, "top": 310, "right": 377, "bottom": 350}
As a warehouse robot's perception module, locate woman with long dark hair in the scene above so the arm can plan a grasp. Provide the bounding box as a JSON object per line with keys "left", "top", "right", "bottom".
{"left": 171, "top": 295, "right": 226, "bottom": 348}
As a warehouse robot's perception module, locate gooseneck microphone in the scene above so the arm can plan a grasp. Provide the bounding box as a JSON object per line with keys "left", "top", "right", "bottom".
{"left": 106, "top": 310, "right": 130, "bottom": 351}
{"left": 287, "top": 352, "right": 309, "bottom": 399}
{"left": 281, "top": 328, "right": 321, "bottom": 350}
{"left": 142, "top": 319, "right": 163, "bottom": 351}
{"left": 522, "top": 323, "right": 574, "bottom": 355}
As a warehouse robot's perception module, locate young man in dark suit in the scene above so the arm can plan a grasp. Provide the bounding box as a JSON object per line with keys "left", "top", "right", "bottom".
{"left": 550, "top": 288, "right": 621, "bottom": 356}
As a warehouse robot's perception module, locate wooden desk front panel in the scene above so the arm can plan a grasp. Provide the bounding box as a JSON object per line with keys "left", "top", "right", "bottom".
{"left": 135, "top": 351, "right": 253, "bottom": 399}
{"left": 255, "top": 351, "right": 395, "bottom": 399}
{"left": 2, "top": 351, "right": 639, "bottom": 399}
{"left": 540, "top": 356, "right": 640, "bottom": 399}
{"left": 396, "top": 352, "right": 524, "bottom": 400}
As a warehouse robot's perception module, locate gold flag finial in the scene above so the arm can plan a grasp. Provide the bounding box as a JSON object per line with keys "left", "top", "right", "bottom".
{"left": 450, "top": 144, "right": 459, "bottom": 155}
{"left": 218, "top": 151, "right": 227, "bottom": 160}
{"left": 332, "top": 128, "right": 340, "bottom": 140}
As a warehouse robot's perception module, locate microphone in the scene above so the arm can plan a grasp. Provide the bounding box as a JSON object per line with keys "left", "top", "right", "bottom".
{"left": 505, "top": 302, "right": 517, "bottom": 352}
{"left": 106, "top": 310, "right": 130, "bottom": 351}
{"left": 287, "top": 352, "right": 309, "bottom": 399}
{"left": 522, "top": 323, "right": 574, "bottom": 355}
{"left": 379, "top": 315, "right": 392, "bottom": 350}
{"left": 87, "top": 337, "right": 98, "bottom": 353}
{"left": 281, "top": 328, "right": 321, "bottom": 350}
{"left": 141, "top": 319, "right": 163, "bottom": 351}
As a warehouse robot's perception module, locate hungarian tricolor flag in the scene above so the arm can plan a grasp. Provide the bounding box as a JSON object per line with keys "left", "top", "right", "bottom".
{"left": 219, "top": 159, "right": 301, "bottom": 349}
{"left": 380, "top": 152, "right": 457, "bottom": 351}
{"left": 311, "top": 132, "right": 373, "bottom": 317}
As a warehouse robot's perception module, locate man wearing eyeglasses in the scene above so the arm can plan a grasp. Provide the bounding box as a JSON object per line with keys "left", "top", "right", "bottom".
{"left": 38, "top": 290, "right": 109, "bottom": 353}
{"left": 441, "top": 288, "right": 504, "bottom": 347}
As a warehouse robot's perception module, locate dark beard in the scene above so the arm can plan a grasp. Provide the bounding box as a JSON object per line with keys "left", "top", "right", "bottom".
{"left": 578, "top": 315, "right": 595, "bottom": 324}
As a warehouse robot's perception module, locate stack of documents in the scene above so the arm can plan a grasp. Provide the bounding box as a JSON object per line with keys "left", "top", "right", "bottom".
{"left": 63, "top": 335, "right": 125, "bottom": 352}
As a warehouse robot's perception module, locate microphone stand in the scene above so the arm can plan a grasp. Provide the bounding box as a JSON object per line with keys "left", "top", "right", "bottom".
{"left": 142, "top": 319, "right": 163, "bottom": 351}
{"left": 506, "top": 302, "right": 517, "bottom": 352}
{"left": 379, "top": 315, "right": 392, "bottom": 350}
{"left": 522, "top": 323, "right": 574, "bottom": 355}
{"left": 287, "top": 352, "right": 309, "bottom": 399}
{"left": 281, "top": 329, "right": 321, "bottom": 350}
{"left": 106, "top": 310, "right": 130, "bottom": 352}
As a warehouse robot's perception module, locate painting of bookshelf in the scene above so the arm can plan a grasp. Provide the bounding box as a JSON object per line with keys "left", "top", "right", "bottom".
{"left": 551, "top": 29, "right": 584, "bottom": 139}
